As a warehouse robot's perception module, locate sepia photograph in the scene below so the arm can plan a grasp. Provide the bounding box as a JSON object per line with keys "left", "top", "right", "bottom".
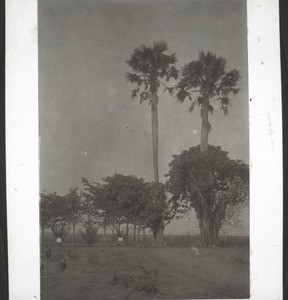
{"left": 38, "top": 0, "right": 249, "bottom": 299}
{"left": 6, "top": 0, "right": 283, "bottom": 299}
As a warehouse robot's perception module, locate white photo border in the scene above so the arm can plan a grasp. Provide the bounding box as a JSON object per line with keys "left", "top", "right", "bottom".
{"left": 6, "top": 0, "right": 282, "bottom": 299}
{"left": 248, "top": 0, "right": 283, "bottom": 299}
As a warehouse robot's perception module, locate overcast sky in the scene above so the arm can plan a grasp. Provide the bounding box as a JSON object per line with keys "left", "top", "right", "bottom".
{"left": 39, "top": 0, "right": 248, "bottom": 234}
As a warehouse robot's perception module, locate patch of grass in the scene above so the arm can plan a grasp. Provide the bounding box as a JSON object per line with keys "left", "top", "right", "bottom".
{"left": 66, "top": 248, "right": 81, "bottom": 261}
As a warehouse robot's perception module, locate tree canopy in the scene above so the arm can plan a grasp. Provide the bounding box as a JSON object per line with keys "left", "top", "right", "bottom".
{"left": 40, "top": 191, "right": 77, "bottom": 240}
{"left": 176, "top": 51, "right": 240, "bottom": 152}
{"left": 126, "top": 41, "right": 178, "bottom": 101}
{"left": 177, "top": 51, "right": 240, "bottom": 113}
{"left": 102, "top": 173, "right": 147, "bottom": 225}
{"left": 166, "top": 145, "right": 249, "bottom": 246}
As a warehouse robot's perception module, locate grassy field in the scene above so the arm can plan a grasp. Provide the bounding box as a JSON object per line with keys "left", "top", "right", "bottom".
{"left": 41, "top": 234, "right": 249, "bottom": 299}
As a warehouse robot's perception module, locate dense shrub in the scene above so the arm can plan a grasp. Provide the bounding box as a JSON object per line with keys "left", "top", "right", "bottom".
{"left": 79, "top": 221, "right": 99, "bottom": 246}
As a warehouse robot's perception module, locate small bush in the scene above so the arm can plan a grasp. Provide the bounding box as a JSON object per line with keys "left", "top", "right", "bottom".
{"left": 79, "top": 222, "right": 99, "bottom": 246}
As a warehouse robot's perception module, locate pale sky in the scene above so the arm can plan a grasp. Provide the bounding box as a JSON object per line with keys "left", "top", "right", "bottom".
{"left": 39, "top": 0, "right": 248, "bottom": 234}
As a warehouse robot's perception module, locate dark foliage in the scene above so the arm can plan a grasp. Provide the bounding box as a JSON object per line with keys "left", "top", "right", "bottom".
{"left": 166, "top": 145, "right": 249, "bottom": 247}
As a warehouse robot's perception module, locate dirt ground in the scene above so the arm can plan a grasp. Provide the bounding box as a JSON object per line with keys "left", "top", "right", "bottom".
{"left": 41, "top": 245, "right": 249, "bottom": 300}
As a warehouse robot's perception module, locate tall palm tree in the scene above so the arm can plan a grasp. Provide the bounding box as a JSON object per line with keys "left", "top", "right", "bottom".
{"left": 177, "top": 51, "right": 240, "bottom": 152}
{"left": 126, "top": 41, "right": 178, "bottom": 182}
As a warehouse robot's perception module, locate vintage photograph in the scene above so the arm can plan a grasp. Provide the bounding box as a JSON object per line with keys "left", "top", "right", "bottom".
{"left": 39, "top": 0, "right": 249, "bottom": 299}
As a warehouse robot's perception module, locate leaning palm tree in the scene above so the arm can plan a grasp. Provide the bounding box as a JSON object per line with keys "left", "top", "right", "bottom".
{"left": 177, "top": 51, "right": 240, "bottom": 152}
{"left": 126, "top": 41, "right": 178, "bottom": 182}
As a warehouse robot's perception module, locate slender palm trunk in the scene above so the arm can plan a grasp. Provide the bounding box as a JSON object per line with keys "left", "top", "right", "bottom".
{"left": 151, "top": 97, "right": 159, "bottom": 182}
{"left": 151, "top": 93, "right": 165, "bottom": 247}
{"left": 200, "top": 98, "right": 209, "bottom": 152}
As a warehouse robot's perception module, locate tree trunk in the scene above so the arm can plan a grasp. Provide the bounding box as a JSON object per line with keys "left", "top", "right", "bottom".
{"left": 143, "top": 228, "right": 146, "bottom": 241}
{"left": 151, "top": 97, "right": 159, "bottom": 182}
{"left": 118, "top": 222, "right": 121, "bottom": 237}
{"left": 73, "top": 223, "right": 76, "bottom": 247}
{"left": 152, "top": 232, "right": 156, "bottom": 247}
{"left": 133, "top": 223, "right": 136, "bottom": 245}
{"left": 200, "top": 98, "right": 209, "bottom": 152}
{"left": 125, "top": 222, "right": 129, "bottom": 242}
{"left": 112, "top": 219, "right": 115, "bottom": 241}
{"left": 61, "top": 220, "right": 64, "bottom": 244}
{"left": 136, "top": 225, "right": 141, "bottom": 244}
{"left": 104, "top": 224, "right": 106, "bottom": 244}
{"left": 154, "top": 227, "right": 165, "bottom": 247}
{"left": 151, "top": 93, "right": 165, "bottom": 247}
{"left": 199, "top": 210, "right": 220, "bottom": 248}
{"left": 199, "top": 210, "right": 210, "bottom": 247}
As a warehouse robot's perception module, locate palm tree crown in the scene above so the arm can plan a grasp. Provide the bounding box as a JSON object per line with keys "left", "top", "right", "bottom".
{"left": 126, "top": 41, "right": 178, "bottom": 104}
{"left": 176, "top": 51, "right": 240, "bottom": 152}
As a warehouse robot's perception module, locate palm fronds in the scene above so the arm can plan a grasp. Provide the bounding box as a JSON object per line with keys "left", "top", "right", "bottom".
{"left": 177, "top": 51, "right": 240, "bottom": 116}
{"left": 126, "top": 41, "right": 178, "bottom": 104}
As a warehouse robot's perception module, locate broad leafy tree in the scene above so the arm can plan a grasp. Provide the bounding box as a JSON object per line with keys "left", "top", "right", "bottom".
{"left": 40, "top": 191, "right": 54, "bottom": 243}
{"left": 166, "top": 146, "right": 249, "bottom": 247}
{"left": 79, "top": 184, "right": 103, "bottom": 246}
{"left": 81, "top": 177, "right": 110, "bottom": 242}
{"left": 80, "top": 178, "right": 104, "bottom": 242}
{"left": 102, "top": 173, "right": 147, "bottom": 244}
{"left": 177, "top": 52, "right": 240, "bottom": 152}
{"left": 126, "top": 41, "right": 178, "bottom": 181}
{"left": 40, "top": 192, "right": 74, "bottom": 241}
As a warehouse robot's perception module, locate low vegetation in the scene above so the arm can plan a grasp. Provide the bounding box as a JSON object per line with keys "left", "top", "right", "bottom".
{"left": 41, "top": 240, "right": 249, "bottom": 299}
